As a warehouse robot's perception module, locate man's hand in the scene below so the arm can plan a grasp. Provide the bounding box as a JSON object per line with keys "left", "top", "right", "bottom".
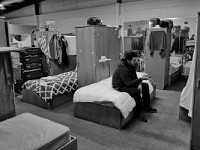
{"left": 140, "top": 74, "right": 149, "bottom": 80}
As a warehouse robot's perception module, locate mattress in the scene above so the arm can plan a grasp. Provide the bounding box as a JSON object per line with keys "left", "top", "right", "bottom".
{"left": 74, "top": 84, "right": 156, "bottom": 129}
{"left": 74, "top": 76, "right": 136, "bottom": 118}
{"left": 0, "top": 113, "right": 70, "bottom": 150}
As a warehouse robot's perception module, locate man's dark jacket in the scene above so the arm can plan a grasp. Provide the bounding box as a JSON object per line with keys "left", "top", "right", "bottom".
{"left": 112, "top": 62, "right": 142, "bottom": 90}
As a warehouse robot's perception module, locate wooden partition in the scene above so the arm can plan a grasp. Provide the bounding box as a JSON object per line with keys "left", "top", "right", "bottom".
{"left": 145, "top": 28, "right": 171, "bottom": 90}
{"left": 191, "top": 12, "right": 200, "bottom": 150}
{"left": 36, "top": 31, "right": 76, "bottom": 75}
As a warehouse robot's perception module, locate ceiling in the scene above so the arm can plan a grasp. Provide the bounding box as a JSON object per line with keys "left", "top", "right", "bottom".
{"left": 1, "top": 0, "right": 45, "bottom": 14}
{"left": 1, "top": 0, "right": 144, "bottom": 14}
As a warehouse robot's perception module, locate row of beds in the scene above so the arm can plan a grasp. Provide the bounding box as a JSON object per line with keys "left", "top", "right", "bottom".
{"left": 0, "top": 55, "right": 186, "bottom": 150}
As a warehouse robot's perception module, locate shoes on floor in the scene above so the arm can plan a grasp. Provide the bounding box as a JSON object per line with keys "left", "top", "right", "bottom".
{"left": 143, "top": 107, "right": 157, "bottom": 113}
{"left": 136, "top": 114, "right": 148, "bottom": 122}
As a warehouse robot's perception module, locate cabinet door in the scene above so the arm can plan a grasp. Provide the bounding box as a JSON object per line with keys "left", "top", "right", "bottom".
{"left": 76, "top": 27, "right": 96, "bottom": 87}
{"left": 94, "top": 27, "right": 110, "bottom": 82}
{"left": 109, "top": 28, "right": 121, "bottom": 75}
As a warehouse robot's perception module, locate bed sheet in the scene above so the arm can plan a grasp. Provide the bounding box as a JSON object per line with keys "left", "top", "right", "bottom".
{"left": 23, "top": 70, "right": 78, "bottom": 103}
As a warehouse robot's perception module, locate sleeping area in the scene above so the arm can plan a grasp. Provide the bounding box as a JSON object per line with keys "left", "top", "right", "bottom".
{"left": 22, "top": 69, "right": 78, "bottom": 109}
{"left": 73, "top": 72, "right": 156, "bottom": 129}
{"left": 20, "top": 28, "right": 78, "bottom": 109}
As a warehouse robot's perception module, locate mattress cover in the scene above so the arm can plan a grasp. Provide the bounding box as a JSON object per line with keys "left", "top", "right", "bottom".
{"left": 0, "top": 113, "right": 70, "bottom": 150}
{"left": 74, "top": 73, "right": 153, "bottom": 119}
{"left": 23, "top": 70, "right": 78, "bottom": 103}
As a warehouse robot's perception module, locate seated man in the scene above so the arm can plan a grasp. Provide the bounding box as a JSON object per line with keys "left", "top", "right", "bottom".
{"left": 112, "top": 51, "right": 157, "bottom": 122}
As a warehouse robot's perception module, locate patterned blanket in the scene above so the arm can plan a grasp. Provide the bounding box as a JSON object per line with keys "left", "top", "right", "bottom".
{"left": 23, "top": 70, "right": 78, "bottom": 103}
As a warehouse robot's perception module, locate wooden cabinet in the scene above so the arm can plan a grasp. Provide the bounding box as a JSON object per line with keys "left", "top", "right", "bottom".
{"left": 20, "top": 47, "right": 45, "bottom": 82}
{"left": 145, "top": 28, "right": 171, "bottom": 90}
{"left": 76, "top": 26, "right": 121, "bottom": 87}
{"left": 0, "top": 48, "right": 19, "bottom": 121}
{"left": 0, "top": 17, "right": 16, "bottom": 121}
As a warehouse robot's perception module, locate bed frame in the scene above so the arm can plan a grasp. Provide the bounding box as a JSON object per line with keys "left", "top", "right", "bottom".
{"left": 22, "top": 89, "right": 75, "bottom": 109}
{"left": 74, "top": 84, "right": 156, "bottom": 129}
{"left": 168, "top": 68, "right": 182, "bottom": 86}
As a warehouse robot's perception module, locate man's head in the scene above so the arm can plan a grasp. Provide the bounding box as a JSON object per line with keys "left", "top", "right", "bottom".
{"left": 122, "top": 51, "right": 139, "bottom": 67}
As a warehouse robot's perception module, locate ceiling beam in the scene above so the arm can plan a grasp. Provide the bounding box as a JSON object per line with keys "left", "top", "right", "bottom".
{"left": 3, "top": 0, "right": 45, "bottom": 14}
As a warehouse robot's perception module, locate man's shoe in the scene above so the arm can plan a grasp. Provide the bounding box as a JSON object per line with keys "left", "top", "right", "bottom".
{"left": 144, "top": 107, "right": 157, "bottom": 113}
{"left": 137, "top": 114, "right": 148, "bottom": 122}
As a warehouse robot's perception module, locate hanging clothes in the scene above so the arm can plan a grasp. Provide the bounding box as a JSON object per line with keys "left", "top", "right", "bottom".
{"left": 131, "top": 36, "right": 144, "bottom": 50}
{"left": 148, "top": 30, "right": 167, "bottom": 58}
{"left": 170, "top": 36, "right": 185, "bottom": 53}
{"left": 58, "top": 36, "right": 69, "bottom": 66}
{"left": 49, "top": 34, "right": 60, "bottom": 59}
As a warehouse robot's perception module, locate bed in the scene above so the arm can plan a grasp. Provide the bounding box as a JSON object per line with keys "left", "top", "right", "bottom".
{"left": 182, "top": 60, "right": 192, "bottom": 77}
{"left": 73, "top": 72, "right": 156, "bottom": 129}
{"left": 22, "top": 70, "right": 78, "bottom": 109}
{"left": 0, "top": 113, "right": 77, "bottom": 150}
{"left": 168, "top": 54, "right": 183, "bottom": 85}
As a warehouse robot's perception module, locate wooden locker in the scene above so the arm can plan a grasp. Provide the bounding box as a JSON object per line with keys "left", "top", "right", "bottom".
{"left": 76, "top": 26, "right": 120, "bottom": 88}
{"left": 145, "top": 28, "right": 171, "bottom": 90}
{"left": 0, "top": 17, "right": 16, "bottom": 121}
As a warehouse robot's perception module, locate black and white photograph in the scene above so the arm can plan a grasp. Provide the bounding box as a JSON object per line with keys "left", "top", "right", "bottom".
{"left": 0, "top": 0, "right": 199, "bottom": 150}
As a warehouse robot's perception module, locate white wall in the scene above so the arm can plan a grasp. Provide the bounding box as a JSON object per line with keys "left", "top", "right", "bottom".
{"left": 9, "top": 24, "right": 36, "bottom": 35}
{"left": 4, "top": 0, "right": 200, "bottom": 33}
{"left": 121, "top": 0, "right": 200, "bottom": 22}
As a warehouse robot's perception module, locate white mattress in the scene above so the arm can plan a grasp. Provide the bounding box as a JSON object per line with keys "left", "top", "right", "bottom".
{"left": 0, "top": 113, "right": 70, "bottom": 150}
{"left": 73, "top": 73, "right": 154, "bottom": 119}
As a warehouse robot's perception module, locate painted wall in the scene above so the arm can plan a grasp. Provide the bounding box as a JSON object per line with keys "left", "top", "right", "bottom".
{"left": 4, "top": 0, "right": 200, "bottom": 34}
{"left": 9, "top": 24, "right": 36, "bottom": 35}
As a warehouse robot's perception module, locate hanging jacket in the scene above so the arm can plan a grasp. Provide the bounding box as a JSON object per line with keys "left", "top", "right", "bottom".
{"left": 112, "top": 62, "right": 142, "bottom": 90}
{"left": 58, "top": 36, "right": 69, "bottom": 66}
